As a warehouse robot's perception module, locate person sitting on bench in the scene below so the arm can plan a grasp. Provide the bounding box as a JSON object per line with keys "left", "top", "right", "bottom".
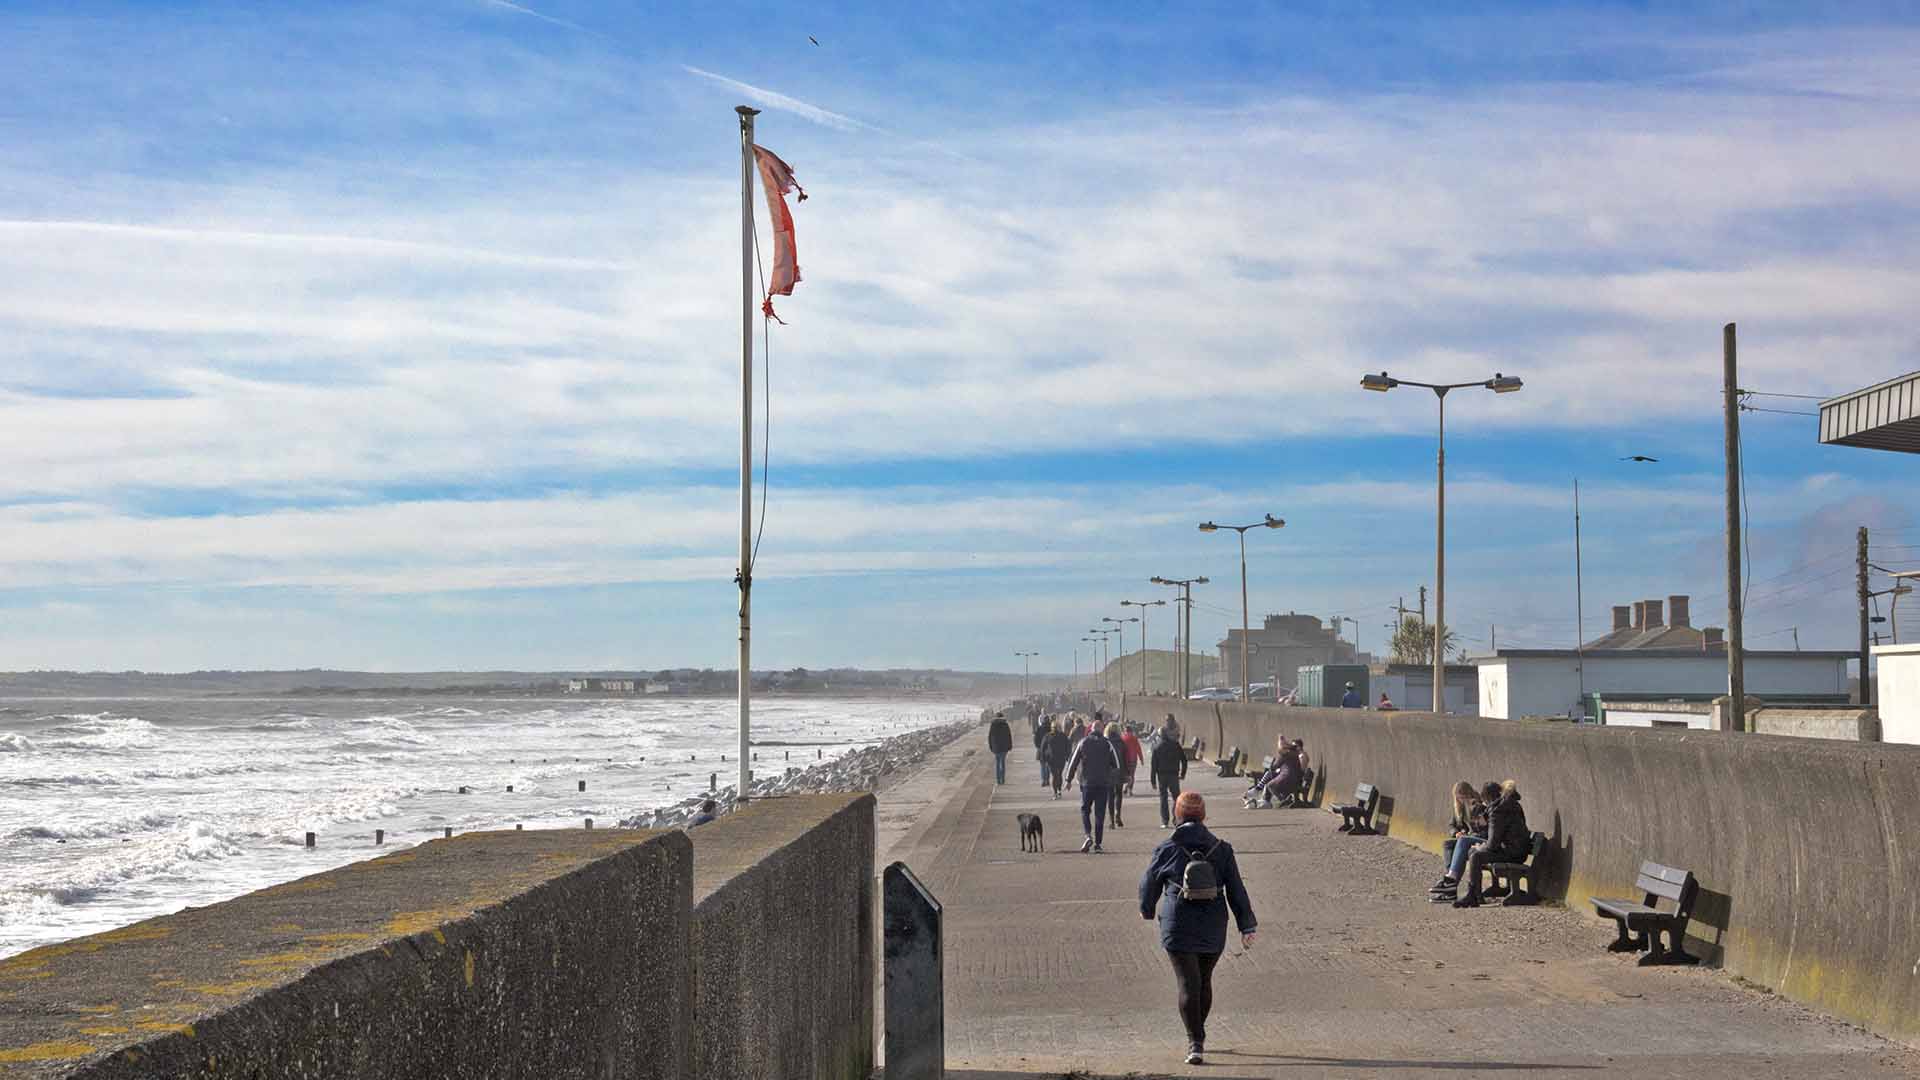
{"left": 1428, "top": 781, "right": 1487, "bottom": 901}
{"left": 1455, "top": 780, "right": 1527, "bottom": 908}
{"left": 1246, "top": 739, "right": 1306, "bottom": 808}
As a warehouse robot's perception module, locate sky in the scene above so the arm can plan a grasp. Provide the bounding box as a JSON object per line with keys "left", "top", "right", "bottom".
{"left": 2, "top": 1, "right": 1918, "bottom": 674}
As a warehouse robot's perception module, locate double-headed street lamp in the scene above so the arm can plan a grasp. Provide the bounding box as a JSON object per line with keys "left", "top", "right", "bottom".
{"left": 1077, "top": 637, "right": 1100, "bottom": 692}
{"left": 1013, "top": 650, "right": 1038, "bottom": 698}
{"left": 1119, "top": 599, "right": 1167, "bottom": 694}
{"left": 1087, "top": 628, "right": 1118, "bottom": 691}
{"left": 1151, "top": 575, "right": 1209, "bottom": 700}
{"left": 1198, "top": 514, "right": 1284, "bottom": 705}
{"left": 1101, "top": 616, "right": 1139, "bottom": 687}
{"left": 1361, "top": 370, "right": 1523, "bottom": 712}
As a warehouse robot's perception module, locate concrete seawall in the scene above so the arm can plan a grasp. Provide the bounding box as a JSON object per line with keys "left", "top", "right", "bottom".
{"left": 1, "top": 794, "right": 875, "bottom": 1079}
{"left": 1117, "top": 694, "right": 1920, "bottom": 1046}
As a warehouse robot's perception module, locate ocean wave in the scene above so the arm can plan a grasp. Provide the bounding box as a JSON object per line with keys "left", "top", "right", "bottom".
{"left": 35, "top": 714, "right": 162, "bottom": 751}
{"left": 0, "top": 733, "right": 32, "bottom": 753}
{"left": 11, "top": 809, "right": 179, "bottom": 841}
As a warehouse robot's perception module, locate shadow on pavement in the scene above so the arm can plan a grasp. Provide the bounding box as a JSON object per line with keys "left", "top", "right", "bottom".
{"left": 1212, "top": 1048, "right": 1603, "bottom": 1070}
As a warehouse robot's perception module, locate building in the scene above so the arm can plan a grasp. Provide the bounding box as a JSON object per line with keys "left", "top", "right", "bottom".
{"left": 1217, "top": 612, "right": 1358, "bottom": 692}
{"left": 1821, "top": 373, "right": 1920, "bottom": 745}
{"left": 565, "top": 677, "right": 640, "bottom": 693}
{"left": 1371, "top": 663, "right": 1479, "bottom": 713}
{"left": 1475, "top": 594, "right": 1852, "bottom": 719}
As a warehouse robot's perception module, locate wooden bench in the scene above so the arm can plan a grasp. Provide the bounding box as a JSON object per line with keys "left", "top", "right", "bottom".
{"left": 1476, "top": 830, "right": 1548, "bottom": 906}
{"left": 1328, "top": 782, "right": 1379, "bottom": 834}
{"left": 1212, "top": 746, "right": 1243, "bottom": 778}
{"left": 1182, "top": 736, "right": 1205, "bottom": 761}
{"left": 1592, "top": 862, "right": 1700, "bottom": 966}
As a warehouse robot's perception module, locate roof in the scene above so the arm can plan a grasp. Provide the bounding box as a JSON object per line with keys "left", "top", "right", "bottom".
{"left": 1581, "top": 624, "right": 1715, "bottom": 650}
{"left": 1476, "top": 648, "right": 1854, "bottom": 661}
{"left": 1821, "top": 371, "right": 1920, "bottom": 454}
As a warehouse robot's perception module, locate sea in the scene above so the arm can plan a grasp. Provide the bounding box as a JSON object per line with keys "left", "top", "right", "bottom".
{"left": 0, "top": 694, "right": 978, "bottom": 959}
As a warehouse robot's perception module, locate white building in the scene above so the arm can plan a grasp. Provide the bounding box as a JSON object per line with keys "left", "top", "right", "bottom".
{"left": 1476, "top": 592, "right": 1851, "bottom": 719}
{"left": 1872, "top": 643, "right": 1920, "bottom": 745}
{"left": 1477, "top": 649, "right": 1852, "bottom": 720}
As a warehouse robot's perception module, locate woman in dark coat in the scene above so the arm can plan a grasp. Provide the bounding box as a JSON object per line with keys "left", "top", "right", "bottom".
{"left": 1456, "top": 779, "right": 1527, "bottom": 908}
{"left": 1138, "top": 792, "right": 1257, "bottom": 1066}
{"left": 1041, "top": 719, "right": 1071, "bottom": 799}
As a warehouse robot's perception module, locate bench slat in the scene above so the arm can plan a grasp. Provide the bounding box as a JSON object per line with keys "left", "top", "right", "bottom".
{"left": 1634, "top": 861, "right": 1692, "bottom": 902}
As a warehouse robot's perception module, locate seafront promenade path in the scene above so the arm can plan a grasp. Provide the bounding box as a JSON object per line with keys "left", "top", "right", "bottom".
{"left": 876, "top": 725, "right": 1920, "bottom": 1079}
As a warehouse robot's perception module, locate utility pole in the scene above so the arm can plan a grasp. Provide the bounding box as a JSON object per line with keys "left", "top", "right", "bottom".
{"left": 1859, "top": 526, "right": 1872, "bottom": 706}
{"left": 1574, "top": 478, "right": 1586, "bottom": 717}
{"left": 1417, "top": 586, "right": 1429, "bottom": 662}
{"left": 1722, "top": 322, "right": 1747, "bottom": 733}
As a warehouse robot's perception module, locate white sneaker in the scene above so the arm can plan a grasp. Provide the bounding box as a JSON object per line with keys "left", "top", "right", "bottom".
{"left": 1079, "top": 835, "right": 1093, "bottom": 853}
{"left": 1185, "top": 1044, "right": 1204, "bottom": 1065}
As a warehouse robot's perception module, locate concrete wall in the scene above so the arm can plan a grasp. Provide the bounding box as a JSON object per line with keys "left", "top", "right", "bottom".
{"left": 1114, "top": 693, "right": 1920, "bottom": 1046}
{"left": 1479, "top": 653, "right": 1850, "bottom": 719}
{"left": 1875, "top": 644, "right": 1920, "bottom": 745}
{"left": 1, "top": 797, "right": 877, "bottom": 1080}
{"left": 688, "top": 794, "right": 875, "bottom": 1080}
{"left": 1752, "top": 707, "right": 1880, "bottom": 741}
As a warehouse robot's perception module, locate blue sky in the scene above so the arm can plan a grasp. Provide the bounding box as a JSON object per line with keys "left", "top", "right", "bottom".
{"left": 2, "top": 1, "right": 1918, "bottom": 673}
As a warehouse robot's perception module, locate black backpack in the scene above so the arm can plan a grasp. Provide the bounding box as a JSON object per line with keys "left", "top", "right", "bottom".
{"left": 1178, "top": 840, "right": 1224, "bottom": 902}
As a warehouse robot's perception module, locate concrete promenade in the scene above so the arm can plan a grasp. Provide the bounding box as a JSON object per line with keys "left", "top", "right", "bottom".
{"left": 879, "top": 726, "right": 1920, "bottom": 1079}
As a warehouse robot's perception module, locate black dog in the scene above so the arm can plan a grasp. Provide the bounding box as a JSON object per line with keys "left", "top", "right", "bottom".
{"left": 1017, "top": 813, "right": 1044, "bottom": 852}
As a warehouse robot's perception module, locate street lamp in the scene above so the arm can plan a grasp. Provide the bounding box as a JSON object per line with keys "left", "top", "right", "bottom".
{"left": 1151, "top": 575, "right": 1209, "bottom": 700}
{"left": 1361, "top": 369, "right": 1523, "bottom": 712}
{"left": 1088, "top": 628, "right": 1118, "bottom": 691}
{"left": 1198, "top": 514, "right": 1285, "bottom": 704}
{"left": 1120, "top": 599, "right": 1168, "bottom": 694}
{"left": 1334, "top": 615, "right": 1360, "bottom": 659}
{"left": 1102, "top": 616, "right": 1139, "bottom": 689}
{"left": 1013, "top": 651, "right": 1038, "bottom": 698}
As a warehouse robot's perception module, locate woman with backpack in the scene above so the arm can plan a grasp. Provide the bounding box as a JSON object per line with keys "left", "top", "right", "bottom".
{"left": 1137, "top": 792, "right": 1257, "bottom": 1066}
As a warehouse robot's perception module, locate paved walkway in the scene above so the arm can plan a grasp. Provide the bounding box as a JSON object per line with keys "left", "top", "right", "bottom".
{"left": 878, "top": 726, "right": 1920, "bottom": 1079}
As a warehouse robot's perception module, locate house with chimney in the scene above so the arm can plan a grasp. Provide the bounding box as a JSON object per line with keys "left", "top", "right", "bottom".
{"left": 1474, "top": 594, "right": 1853, "bottom": 720}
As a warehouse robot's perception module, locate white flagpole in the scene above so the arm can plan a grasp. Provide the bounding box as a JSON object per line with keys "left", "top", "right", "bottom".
{"left": 736, "top": 105, "right": 759, "bottom": 803}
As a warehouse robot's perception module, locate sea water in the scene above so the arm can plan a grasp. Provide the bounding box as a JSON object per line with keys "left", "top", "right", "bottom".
{"left": 0, "top": 695, "right": 977, "bottom": 958}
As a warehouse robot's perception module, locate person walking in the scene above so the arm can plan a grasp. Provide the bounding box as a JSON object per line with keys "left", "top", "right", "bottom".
{"left": 1063, "top": 715, "right": 1123, "bottom": 852}
{"left": 1104, "top": 721, "right": 1134, "bottom": 828}
{"left": 1138, "top": 792, "right": 1256, "bottom": 1066}
{"left": 1041, "top": 719, "right": 1071, "bottom": 800}
{"left": 1033, "top": 714, "right": 1052, "bottom": 787}
{"left": 986, "top": 711, "right": 1014, "bottom": 785}
{"left": 1119, "top": 724, "right": 1144, "bottom": 794}
{"left": 1148, "top": 717, "right": 1189, "bottom": 828}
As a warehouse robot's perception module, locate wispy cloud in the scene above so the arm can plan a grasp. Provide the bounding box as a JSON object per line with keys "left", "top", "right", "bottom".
{"left": 681, "top": 65, "right": 884, "bottom": 133}
{"left": 482, "top": 0, "right": 593, "bottom": 35}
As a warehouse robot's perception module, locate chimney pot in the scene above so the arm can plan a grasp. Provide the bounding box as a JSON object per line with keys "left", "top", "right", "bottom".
{"left": 1612, "top": 605, "right": 1631, "bottom": 632}
{"left": 1669, "top": 594, "right": 1690, "bottom": 628}
{"left": 1645, "top": 599, "right": 1665, "bottom": 628}
{"left": 1631, "top": 601, "right": 1646, "bottom": 629}
{"left": 1704, "top": 626, "right": 1725, "bottom": 646}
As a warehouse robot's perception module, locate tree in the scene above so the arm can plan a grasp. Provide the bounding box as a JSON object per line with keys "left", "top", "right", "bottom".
{"left": 1389, "top": 617, "right": 1458, "bottom": 665}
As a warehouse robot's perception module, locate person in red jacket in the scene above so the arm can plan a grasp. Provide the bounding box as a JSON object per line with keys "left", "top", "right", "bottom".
{"left": 1119, "top": 725, "right": 1144, "bottom": 793}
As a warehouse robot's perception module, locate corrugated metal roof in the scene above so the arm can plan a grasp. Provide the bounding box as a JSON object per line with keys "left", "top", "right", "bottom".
{"left": 1821, "top": 371, "right": 1920, "bottom": 454}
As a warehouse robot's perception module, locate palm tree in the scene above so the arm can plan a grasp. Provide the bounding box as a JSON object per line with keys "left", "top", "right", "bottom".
{"left": 1389, "top": 617, "right": 1458, "bottom": 665}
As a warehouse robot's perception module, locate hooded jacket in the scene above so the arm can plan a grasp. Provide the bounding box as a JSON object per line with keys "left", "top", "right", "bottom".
{"left": 1148, "top": 732, "right": 1188, "bottom": 781}
{"left": 1484, "top": 791, "right": 1529, "bottom": 861}
{"left": 986, "top": 718, "right": 1013, "bottom": 754}
{"left": 1042, "top": 730, "right": 1071, "bottom": 769}
{"left": 1138, "top": 821, "right": 1257, "bottom": 954}
{"left": 1063, "top": 732, "right": 1122, "bottom": 788}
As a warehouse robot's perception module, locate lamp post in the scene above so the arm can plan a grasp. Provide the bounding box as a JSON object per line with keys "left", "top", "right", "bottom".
{"left": 1361, "top": 369, "right": 1523, "bottom": 712}
{"left": 1102, "top": 616, "right": 1138, "bottom": 691}
{"left": 1088, "top": 628, "right": 1116, "bottom": 692}
{"left": 1078, "top": 638, "right": 1099, "bottom": 692}
{"left": 1013, "top": 650, "right": 1038, "bottom": 698}
{"left": 1120, "top": 600, "right": 1167, "bottom": 694}
{"left": 1198, "top": 514, "right": 1285, "bottom": 705}
{"left": 1334, "top": 615, "right": 1360, "bottom": 659}
{"left": 1150, "top": 575, "right": 1209, "bottom": 699}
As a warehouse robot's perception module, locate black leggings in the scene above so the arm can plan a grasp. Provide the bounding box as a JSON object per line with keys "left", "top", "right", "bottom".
{"left": 1166, "top": 950, "right": 1222, "bottom": 1045}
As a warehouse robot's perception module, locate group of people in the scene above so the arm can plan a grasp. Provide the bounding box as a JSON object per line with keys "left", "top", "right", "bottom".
{"left": 1240, "top": 733, "right": 1311, "bottom": 808}
{"left": 994, "top": 706, "right": 1251, "bottom": 1065}
{"left": 1427, "top": 778, "right": 1528, "bottom": 907}
{"left": 998, "top": 708, "right": 1197, "bottom": 851}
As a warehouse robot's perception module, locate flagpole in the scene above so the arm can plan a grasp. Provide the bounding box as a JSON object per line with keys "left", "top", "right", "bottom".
{"left": 736, "top": 105, "right": 759, "bottom": 804}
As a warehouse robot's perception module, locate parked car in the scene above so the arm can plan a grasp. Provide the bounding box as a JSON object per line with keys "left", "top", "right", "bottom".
{"left": 1188, "top": 687, "right": 1237, "bottom": 701}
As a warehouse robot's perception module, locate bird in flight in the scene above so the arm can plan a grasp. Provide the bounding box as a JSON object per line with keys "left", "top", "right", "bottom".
{"left": 809, "top": 35, "right": 820, "bottom": 45}
{"left": 1620, "top": 455, "right": 1659, "bottom": 462}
